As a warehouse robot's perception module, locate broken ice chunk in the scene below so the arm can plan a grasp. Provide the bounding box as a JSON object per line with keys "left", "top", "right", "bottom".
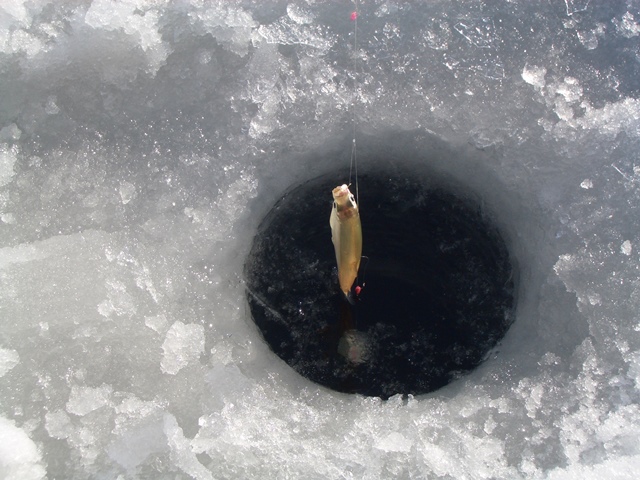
{"left": 1, "top": 212, "right": 16, "bottom": 224}
{"left": 375, "top": 3, "right": 400, "bottom": 17}
{"left": 423, "top": 20, "right": 452, "bottom": 51}
{"left": 191, "top": 5, "right": 257, "bottom": 57}
{"left": 564, "top": 0, "right": 590, "bottom": 16}
{"left": 621, "top": 240, "right": 632, "bottom": 256}
{"left": 0, "top": 417, "right": 46, "bottom": 480}
{"left": 614, "top": 12, "right": 640, "bottom": 38}
{"left": 97, "top": 279, "right": 137, "bottom": 318}
{"left": 0, "top": 144, "right": 18, "bottom": 187}
{"left": 577, "top": 25, "right": 604, "bottom": 50}
{"left": 0, "top": 2, "right": 29, "bottom": 24}
{"left": 44, "top": 96, "right": 60, "bottom": 115}
{"left": 375, "top": 431, "right": 413, "bottom": 453}
{"left": 556, "top": 77, "right": 583, "bottom": 103}
{"left": 145, "top": 314, "right": 168, "bottom": 334}
{"left": 66, "top": 384, "right": 113, "bottom": 416}
{"left": 84, "top": 0, "right": 170, "bottom": 73}
{"left": 286, "top": 4, "right": 314, "bottom": 25}
{"left": 0, "top": 123, "right": 22, "bottom": 141}
{"left": 45, "top": 410, "right": 74, "bottom": 439}
{"left": 164, "top": 414, "right": 214, "bottom": 480}
{"left": 522, "top": 65, "right": 547, "bottom": 89}
{"left": 118, "top": 180, "right": 137, "bottom": 204}
{"left": 107, "top": 413, "right": 167, "bottom": 471}
{"left": 0, "top": 348, "right": 19, "bottom": 377}
{"left": 161, "top": 321, "right": 205, "bottom": 375}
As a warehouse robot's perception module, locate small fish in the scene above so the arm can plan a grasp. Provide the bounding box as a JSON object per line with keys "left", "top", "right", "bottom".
{"left": 330, "top": 184, "right": 362, "bottom": 303}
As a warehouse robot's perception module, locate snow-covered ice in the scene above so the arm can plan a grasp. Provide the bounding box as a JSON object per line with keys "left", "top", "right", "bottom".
{"left": 0, "top": 417, "right": 46, "bottom": 480}
{"left": 0, "top": 348, "right": 19, "bottom": 377}
{"left": 1, "top": 0, "right": 640, "bottom": 478}
{"left": 161, "top": 321, "right": 205, "bottom": 375}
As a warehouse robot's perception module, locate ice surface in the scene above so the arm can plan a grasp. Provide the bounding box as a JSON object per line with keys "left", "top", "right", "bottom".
{"left": 0, "top": 144, "right": 17, "bottom": 187}
{"left": 161, "top": 321, "right": 205, "bottom": 375}
{"left": 0, "top": 124, "right": 21, "bottom": 142}
{"left": 375, "top": 431, "right": 413, "bottom": 453}
{"left": 164, "top": 413, "right": 215, "bottom": 480}
{"left": 564, "top": 0, "right": 591, "bottom": 16}
{"left": 190, "top": 3, "right": 257, "bottom": 57}
{"left": 522, "top": 65, "right": 547, "bottom": 89}
{"left": 66, "top": 384, "right": 113, "bottom": 416}
{"left": 613, "top": 12, "right": 640, "bottom": 38}
{"left": 453, "top": 17, "right": 497, "bottom": 49}
{"left": 0, "top": 0, "right": 639, "bottom": 478}
{"left": 0, "top": 348, "right": 19, "bottom": 377}
{"left": 84, "top": 0, "right": 170, "bottom": 74}
{"left": 0, "top": 417, "right": 46, "bottom": 480}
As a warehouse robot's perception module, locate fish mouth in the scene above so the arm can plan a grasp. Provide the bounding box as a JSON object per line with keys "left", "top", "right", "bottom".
{"left": 332, "top": 184, "right": 350, "bottom": 200}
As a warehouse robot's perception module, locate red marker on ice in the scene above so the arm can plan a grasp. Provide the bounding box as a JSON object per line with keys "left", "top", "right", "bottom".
{"left": 350, "top": 11, "right": 358, "bottom": 21}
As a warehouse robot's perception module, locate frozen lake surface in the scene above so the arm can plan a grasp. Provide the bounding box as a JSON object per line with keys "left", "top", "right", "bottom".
{"left": 1, "top": 0, "right": 640, "bottom": 478}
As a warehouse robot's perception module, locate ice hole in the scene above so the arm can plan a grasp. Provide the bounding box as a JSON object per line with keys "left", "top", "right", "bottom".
{"left": 245, "top": 166, "right": 516, "bottom": 398}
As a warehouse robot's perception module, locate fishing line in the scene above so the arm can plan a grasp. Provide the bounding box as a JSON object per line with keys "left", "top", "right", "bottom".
{"left": 348, "top": 0, "right": 359, "bottom": 207}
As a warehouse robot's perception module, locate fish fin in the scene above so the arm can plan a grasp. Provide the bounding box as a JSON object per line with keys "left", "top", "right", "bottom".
{"left": 345, "top": 290, "right": 357, "bottom": 305}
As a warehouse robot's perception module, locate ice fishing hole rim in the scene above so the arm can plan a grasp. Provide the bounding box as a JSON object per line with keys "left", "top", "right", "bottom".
{"left": 244, "top": 165, "right": 517, "bottom": 399}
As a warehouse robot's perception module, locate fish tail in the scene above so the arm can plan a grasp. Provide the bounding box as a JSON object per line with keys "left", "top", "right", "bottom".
{"left": 345, "top": 290, "right": 357, "bottom": 305}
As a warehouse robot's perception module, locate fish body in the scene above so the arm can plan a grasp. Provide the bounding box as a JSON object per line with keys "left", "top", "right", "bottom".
{"left": 330, "top": 184, "right": 362, "bottom": 302}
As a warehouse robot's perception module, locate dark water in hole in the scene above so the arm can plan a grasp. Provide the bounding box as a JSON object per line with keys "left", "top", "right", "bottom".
{"left": 245, "top": 172, "right": 515, "bottom": 398}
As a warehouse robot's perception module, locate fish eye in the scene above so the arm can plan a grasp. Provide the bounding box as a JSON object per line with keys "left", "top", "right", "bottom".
{"left": 333, "top": 202, "right": 337, "bottom": 209}
{"left": 349, "top": 194, "right": 355, "bottom": 203}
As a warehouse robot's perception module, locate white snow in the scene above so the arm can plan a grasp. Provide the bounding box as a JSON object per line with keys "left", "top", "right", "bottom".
{"left": 45, "top": 410, "right": 74, "bottom": 440}
{"left": 0, "top": 417, "right": 46, "bottom": 480}
{"left": 580, "top": 179, "right": 593, "bottom": 189}
{"left": 118, "top": 180, "right": 136, "bottom": 204}
{"left": 161, "top": 321, "right": 205, "bottom": 375}
{"left": 522, "top": 65, "right": 547, "bottom": 89}
{"left": 1, "top": 1, "right": 639, "bottom": 478}
{"left": 164, "top": 413, "right": 214, "bottom": 480}
{"left": 190, "top": 4, "right": 257, "bottom": 57}
{"left": 613, "top": 12, "right": 640, "bottom": 38}
{"left": 0, "top": 348, "right": 19, "bottom": 377}
{"left": 0, "top": 144, "right": 18, "bottom": 187}
{"left": 0, "top": 124, "right": 21, "bottom": 142}
{"left": 145, "top": 314, "right": 168, "bottom": 334}
{"left": 375, "top": 431, "right": 413, "bottom": 453}
{"left": 66, "top": 384, "right": 113, "bottom": 416}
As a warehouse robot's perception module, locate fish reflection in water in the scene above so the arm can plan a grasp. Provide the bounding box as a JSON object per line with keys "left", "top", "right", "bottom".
{"left": 314, "top": 295, "right": 370, "bottom": 394}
